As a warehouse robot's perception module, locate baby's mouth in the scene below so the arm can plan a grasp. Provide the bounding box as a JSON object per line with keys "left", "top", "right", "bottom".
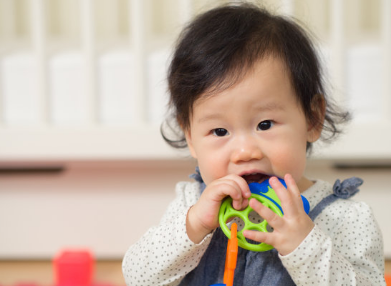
{"left": 241, "top": 173, "right": 270, "bottom": 184}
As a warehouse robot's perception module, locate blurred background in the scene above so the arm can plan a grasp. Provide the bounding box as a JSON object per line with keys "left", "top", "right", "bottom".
{"left": 0, "top": 0, "right": 390, "bottom": 284}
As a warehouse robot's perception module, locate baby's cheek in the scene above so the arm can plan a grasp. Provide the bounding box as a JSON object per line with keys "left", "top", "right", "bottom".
{"left": 272, "top": 149, "right": 306, "bottom": 179}
{"left": 198, "top": 161, "right": 224, "bottom": 185}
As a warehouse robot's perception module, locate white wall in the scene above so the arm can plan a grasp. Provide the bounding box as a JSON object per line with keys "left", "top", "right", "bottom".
{"left": 0, "top": 159, "right": 390, "bottom": 260}
{"left": 0, "top": 160, "right": 196, "bottom": 259}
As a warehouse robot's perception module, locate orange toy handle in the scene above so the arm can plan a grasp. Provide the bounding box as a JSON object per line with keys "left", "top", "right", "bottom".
{"left": 223, "top": 223, "right": 238, "bottom": 286}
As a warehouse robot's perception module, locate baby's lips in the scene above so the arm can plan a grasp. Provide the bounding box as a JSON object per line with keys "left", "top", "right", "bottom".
{"left": 240, "top": 172, "right": 270, "bottom": 184}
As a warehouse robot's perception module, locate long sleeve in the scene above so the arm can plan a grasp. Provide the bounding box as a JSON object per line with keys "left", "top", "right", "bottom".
{"left": 122, "top": 182, "right": 213, "bottom": 286}
{"left": 280, "top": 200, "right": 385, "bottom": 285}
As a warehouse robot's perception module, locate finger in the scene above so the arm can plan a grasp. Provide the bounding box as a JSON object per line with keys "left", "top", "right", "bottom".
{"left": 225, "top": 174, "right": 251, "bottom": 199}
{"left": 269, "top": 176, "right": 290, "bottom": 201}
{"left": 243, "top": 229, "right": 273, "bottom": 245}
{"left": 206, "top": 179, "right": 239, "bottom": 200}
{"left": 284, "top": 174, "right": 301, "bottom": 197}
{"left": 221, "top": 175, "right": 251, "bottom": 209}
{"left": 249, "top": 198, "right": 282, "bottom": 229}
{"left": 284, "top": 174, "right": 306, "bottom": 214}
{"left": 212, "top": 179, "right": 247, "bottom": 210}
{"left": 269, "top": 176, "right": 299, "bottom": 217}
{"left": 220, "top": 181, "right": 244, "bottom": 210}
{"left": 232, "top": 175, "right": 251, "bottom": 209}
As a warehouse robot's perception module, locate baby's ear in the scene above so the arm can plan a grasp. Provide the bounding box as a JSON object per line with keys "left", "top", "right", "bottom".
{"left": 185, "top": 129, "right": 197, "bottom": 159}
{"left": 307, "top": 94, "right": 326, "bottom": 143}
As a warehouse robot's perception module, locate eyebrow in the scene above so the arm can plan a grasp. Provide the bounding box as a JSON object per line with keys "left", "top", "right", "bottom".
{"left": 197, "top": 113, "right": 225, "bottom": 124}
{"left": 254, "top": 102, "right": 285, "bottom": 112}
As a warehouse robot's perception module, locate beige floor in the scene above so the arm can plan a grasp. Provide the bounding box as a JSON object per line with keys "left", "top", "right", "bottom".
{"left": 0, "top": 260, "right": 390, "bottom": 285}
{"left": 0, "top": 260, "right": 125, "bottom": 285}
{"left": 387, "top": 260, "right": 391, "bottom": 274}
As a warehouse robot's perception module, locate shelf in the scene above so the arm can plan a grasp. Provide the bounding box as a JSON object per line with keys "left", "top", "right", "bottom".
{"left": 312, "top": 121, "right": 391, "bottom": 163}
{"left": 0, "top": 121, "right": 390, "bottom": 164}
{"left": 0, "top": 125, "right": 188, "bottom": 161}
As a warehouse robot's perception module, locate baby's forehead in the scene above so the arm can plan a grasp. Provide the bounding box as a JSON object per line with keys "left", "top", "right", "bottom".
{"left": 196, "top": 56, "right": 294, "bottom": 102}
{"left": 195, "top": 62, "right": 298, "bottom": 111}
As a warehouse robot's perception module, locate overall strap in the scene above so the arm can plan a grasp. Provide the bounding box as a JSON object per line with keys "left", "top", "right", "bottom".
{"left": 190, "top": 166, "right": 206, "bottom": 192}
{"left": 309, "top": 177, "right": 363, "bottom": 221}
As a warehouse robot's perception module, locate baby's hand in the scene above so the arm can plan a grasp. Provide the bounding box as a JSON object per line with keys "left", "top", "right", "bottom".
{"left": 243, "top": 174, "right": 314, "bottom": 256}
{"left": 186, "top": 174, "right": 251, "bottom": 244}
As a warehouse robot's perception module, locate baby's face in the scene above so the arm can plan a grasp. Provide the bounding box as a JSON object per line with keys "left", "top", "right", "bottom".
{"left": 185, "top": 57, "right": 321, "bottom": 192}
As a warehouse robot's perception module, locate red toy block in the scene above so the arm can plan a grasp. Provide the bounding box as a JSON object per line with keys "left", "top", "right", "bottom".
{"left": 53, "top": 249, "right": 94, "bottom": 286}
{"left": 385, "top": 274, "right": 391, "bottom": 286}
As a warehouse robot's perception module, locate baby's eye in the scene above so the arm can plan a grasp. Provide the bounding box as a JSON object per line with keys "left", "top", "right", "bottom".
{"left": 212, "top": 128, "right": 229, "bottom": 137}
{"left": 257, "top": 120, "right": 274, "bottom": 131}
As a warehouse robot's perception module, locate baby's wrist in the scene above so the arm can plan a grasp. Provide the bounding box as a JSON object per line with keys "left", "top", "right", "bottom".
{"left": 186, "top": 205, "right": 213, "bottom": 244}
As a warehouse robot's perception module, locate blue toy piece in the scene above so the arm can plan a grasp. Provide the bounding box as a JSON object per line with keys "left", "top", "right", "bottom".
{"left": 218, "top": 178, "right": 310, "bottom": 252}
{"left": 248, "top": 178, "right": 310, "bottom": 214}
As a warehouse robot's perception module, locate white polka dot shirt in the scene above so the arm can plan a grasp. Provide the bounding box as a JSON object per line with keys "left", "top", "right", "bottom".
{"left": 122, "top": 180, "right": 385, "bottom": 285}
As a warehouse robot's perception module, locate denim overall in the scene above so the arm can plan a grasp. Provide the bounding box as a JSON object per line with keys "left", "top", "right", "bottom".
{"left": 179, "top": 171, "right": 363, "bottom": 286}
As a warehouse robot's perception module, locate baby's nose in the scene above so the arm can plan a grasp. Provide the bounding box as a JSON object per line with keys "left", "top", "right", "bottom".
{"left": 230, "top": 136, "right": 263, "bottom": 163}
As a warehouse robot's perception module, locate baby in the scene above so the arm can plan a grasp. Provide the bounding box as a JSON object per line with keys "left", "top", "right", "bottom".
{"left": 123, "top": 3, "right": 385, "bottom": 285}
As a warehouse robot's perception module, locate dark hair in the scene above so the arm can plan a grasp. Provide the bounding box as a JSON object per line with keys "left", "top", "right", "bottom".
{"left": 161, "top": 2, "right": 350, "bottom": 152}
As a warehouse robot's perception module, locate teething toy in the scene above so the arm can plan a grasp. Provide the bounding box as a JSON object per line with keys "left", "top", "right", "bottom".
{"left": 210, "top": 223, "right": 238, "bottom": 286}
{"left": 223, "top": 222, "right": 238, "bottom": 286}
{"left": 219, "top": 178, "right": 310, "bottom": 252}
